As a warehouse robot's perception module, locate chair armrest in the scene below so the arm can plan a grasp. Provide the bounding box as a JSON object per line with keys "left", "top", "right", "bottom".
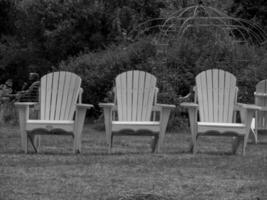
{"left": 99, "top": 103, "right": 115, "bottom": 135}
{"left": 152, "top": 104, "right": 175, "bottom": 112}
{"left": 254, "top": 106, "right": 267, "bottom": 111}
{"left": 155, "top": 103, "right": 175, "bottom": 109}
{"left": 236, "top": 103, "right": 261, "bottom": 111}
{"left": 99, "top": 103, "right": 115, "bottom": 108}
{"left": 236, "top": 103, "right": 260, "bottom": 128}
{"left": 99, "top": 103, "right": 117, "bottom": 111}
{"left": 154, "top": 104, "right": 174, "bottom": 138}
{"left": 180, "top": 102, "right": 198, "bottom": 136}
{"left": 178, "top": 92, "right": 194, "bottom": 102}
{"left": 15, "top": 102, "right": 38, "bottom": 125}
{"left": 15, "top": 102, "right": 38, "bottom": 107}
{"left": 75, "top": 104, "right": 93, "bottom": 123}
{"left": 180, "top": 102, "right": 198, "bottom": 109}
{"left": 254, "top": 92, "right": 267, "bottom": 97}
{"left": 76, "top": 103, "right": 93, "bottom": 110}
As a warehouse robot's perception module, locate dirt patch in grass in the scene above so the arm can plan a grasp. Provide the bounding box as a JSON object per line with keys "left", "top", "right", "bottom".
{"left": 0, "top": 124, "right": 267, "bottom": 200}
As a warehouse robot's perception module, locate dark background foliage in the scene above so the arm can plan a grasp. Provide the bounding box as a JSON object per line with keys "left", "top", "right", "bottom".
{"left": 1, "top": 0, "right": 267, "bottom": 129}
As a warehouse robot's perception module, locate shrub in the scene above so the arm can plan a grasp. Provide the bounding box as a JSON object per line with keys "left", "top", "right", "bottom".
{"left": 59, "top": 39, "right": 156, "bottom": 116}
{"left": 59, "top": 28, "right": 267, "bottom": 130}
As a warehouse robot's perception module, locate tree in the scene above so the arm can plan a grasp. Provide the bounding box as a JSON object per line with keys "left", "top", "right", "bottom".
{"left": 230, "top": 0, "right": 267, "bottom": 28}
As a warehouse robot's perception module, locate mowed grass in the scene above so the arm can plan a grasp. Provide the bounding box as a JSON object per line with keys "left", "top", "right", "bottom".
{"left": 0, "top": 124, "right": 267, "bottom": 200}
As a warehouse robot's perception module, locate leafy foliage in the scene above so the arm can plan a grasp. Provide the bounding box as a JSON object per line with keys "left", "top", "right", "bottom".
{"left": 0, "top": 0, "right": 164, "bottom": 90}
{"left": 59, "top": 39, "right": 156, "bottom": 116}
{"left": 230, "top": 0, "right": 267, "bottom": 28}
{"left": 1, "top": 0, "right": 267, "bottom": 130}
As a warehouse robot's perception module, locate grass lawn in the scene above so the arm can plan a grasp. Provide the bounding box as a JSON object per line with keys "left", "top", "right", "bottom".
{"left": 0, "top": 124, "right": 267, "bottom": 200}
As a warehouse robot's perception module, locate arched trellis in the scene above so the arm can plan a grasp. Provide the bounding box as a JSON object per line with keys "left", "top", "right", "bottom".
{"left": 128, "top": 3, "right": 267, "bottom": 63}
{"left": 126, "top": 2, "right": 267, "bottom": 101}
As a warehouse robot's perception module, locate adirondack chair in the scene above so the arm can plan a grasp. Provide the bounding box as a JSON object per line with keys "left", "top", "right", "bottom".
{"left": 181, "top": 69, "right": 259, "bottom": 155}
{"left": 99, "top": 70, "right": 175, "bottom": 153}
{"left": 251, "top": 79, "right": 267, "bottom": 143}
{"left": 15, "top": 71, "right": 93, "bottom": 153}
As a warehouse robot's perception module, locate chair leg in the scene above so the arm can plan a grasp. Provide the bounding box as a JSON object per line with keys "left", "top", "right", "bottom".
{"left": 249, "top": 128, "right": 257, "bottom": 144}
{"left": 232, "top": 136, "right": 242, "bottom": 154}
{"left": 110, "top": 134, "right": 114, "bottom": 150}
{"left": 73, "top": 133, "right": 82, "bottom": 154}
{"left": 151, "top": 135, "right": 159, "bottom": 153}
{"left": 242, "top": 134, "right": 249, "bottom": 156}
{"left": 192, "top": 133, "right": 198, "bottom": 154}
{"left": 21, "top": 131, "right": 28, "bottom": 153}
{"left": 255, "top": 128, "right": 258, "bottom": 144}
{"left": 28, "top": 135, "right": 37, "bottom": 153}
{"left": 34, "top": 135, "right": 41, "bottom": 153}
{"left": 106, "top": 132, "right": 113, "bottom": 153}
{"left": 154, "top": 131, "right": 165, "bottom": 153}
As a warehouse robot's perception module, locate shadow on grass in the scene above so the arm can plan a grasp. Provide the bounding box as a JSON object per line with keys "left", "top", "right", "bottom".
{"left": 107, "top": 193, "right": 176, "bottom": 200}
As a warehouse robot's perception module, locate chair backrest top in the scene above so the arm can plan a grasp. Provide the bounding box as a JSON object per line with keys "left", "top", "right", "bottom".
{"left": 115, "top": 70, "right": 157, "bottom": 121}
{"left": 255, "top": 79, "right": 267, "bottom": 106}
{"left": 40, "top": 71, "right": 81, "bottom": 121}
{"left": 255, "top": 80, "right": 267, "bottom": 94}
{"left": 195, "top": 69, "right": 237, "bottom": 123}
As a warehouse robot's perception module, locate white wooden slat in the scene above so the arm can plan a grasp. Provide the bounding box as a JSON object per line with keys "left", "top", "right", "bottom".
{"left": 44, "top": 73, "right": 53, "bottom": 120}
{"left": 116, "top": 75, "right": 123, "bottom": 121}
{"left": 67, "top": 76, "right": 81, "bottom": 120}
{"left": 256, "top": 80, "right": 266, "bottom": 95}
{"left": 55, "top": 72, "right": 66, "bottom": 120}
{"left": 137, "top": 72, "right": 145, "bottom": 121}
{"left": 126, "top": 71, "right": 133, "bottom": 121}
{"left": 141, "top": 73, "right": 151, "bottom": 121}
{"left": 256, "top": 81, "right": 264, "bottom": 128}
{"left": 255, "top": 80, "right": 267, "bottom": 129}
{"left": 115, "top": 71, "right": 157, "bottom": 122}
{"left": 49, "top": 72, "right": 59, "bottom": 120}
{"left": 120, "top": 73, "right": 127, "bottom": 121}
{"left": 265, "top": 81, "right": 267, "bottom": 106}
{"left": 196, "top": 69, "right": 238, "bottom": 124}
{"left": 39, "top": 71, "right": 82, "bottom": 122}
{"left": 206, "top": 70, "right": 213, "bottom": 122}
{"left": 152, "top": 87, "right": 158, "bottom": 121}
{"left": 132, "top": 71, "right": 139, "bottom": 121}
{"left": 227, "top": 75, "right": 236, "bottom": 123}
{"left": 196, "top": 76, "right": 204, "bottom": 121}
{"left": 212, "top": 69, "right": 219, "bottom": 122}
{"left": 264, "top": 81, "right": 267, "bottom": 128}
{"left": 201, "top": 72, "right": 208, "bottom": 121}
{"left": 193, "top": 86, "right": 197, "bottom": 103}
{"left": 63, "top": 73, "right": 76, "bottom": 120}
{"left": 60, "top": 72, "right": 72, "bottom": 120}
{"left": 154, "top": 88, "right": 158, "bottom": 104}
{"left": 218, "top": 70, "right": 225, "bottom": 122}
{"left": 40, "top": 75, "right": 47, "bottom": 120}
{"left": 223, "top": 72, "right": 231, "bottom": 122}
{"left": 145, "top": 75, "right": 156, "bottom": 121}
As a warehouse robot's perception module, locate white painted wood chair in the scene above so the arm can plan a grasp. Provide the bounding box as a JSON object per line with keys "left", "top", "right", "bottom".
{"left": 181, "top": 69, "right": 259, "bottom": 155}
{"left": 15, "top": 71, "right": 93, "bottom": 153}
{"left": 251, "top": 79, "right": 267, "bottom": 143}
{"left": 99, "top": 70, "right": 175, "bottom": 153}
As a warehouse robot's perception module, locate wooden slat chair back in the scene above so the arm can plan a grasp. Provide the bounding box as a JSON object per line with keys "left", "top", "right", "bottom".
{"left": 195, "top": 69, "right": 237, "bottom": 123}
{"left": 115, "top": 70, "right": 157, "bottom": 121}
{"left": 15, "top": 71, "right": 93, "bottom": 153}
{"left": 254, "top": 80, "right": 267, "bottom": 131}
{"left": 181, "top": 68, "right": 259, "bottom": 155}
{"left": 40, "top": 71, "right": 81, "bottom": 121}
{"left": 100, "top": 70, "right": 175, "bottom": 153}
